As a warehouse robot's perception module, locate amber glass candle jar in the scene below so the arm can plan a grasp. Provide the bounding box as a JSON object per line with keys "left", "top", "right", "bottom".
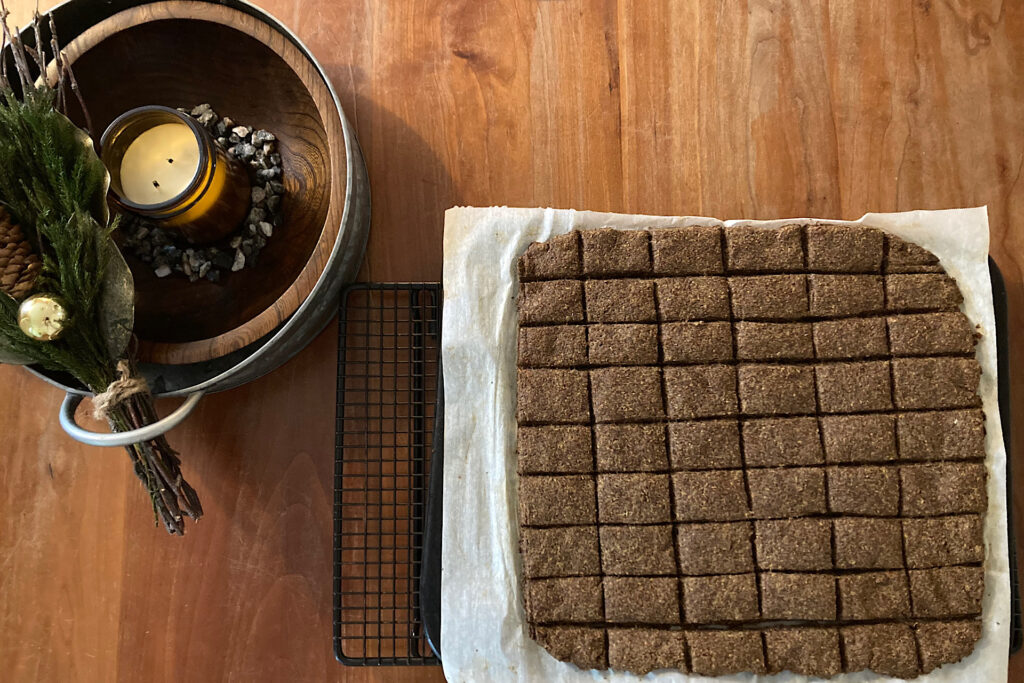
{"left": 100, "top": 105, "right": 250, "bottom": 244}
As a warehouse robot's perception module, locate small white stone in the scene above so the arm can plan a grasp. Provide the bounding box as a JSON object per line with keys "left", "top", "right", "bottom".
{"left": 230, "top": 236, "right": 242, "bottom": 249}
{"left": 251, "top": 186, "right": 266, "bottom": 204}
{"left": 231, "top": 249, "right": 246, "bottom": 272}
{"left": 231, "top": 125, "right": 251, "bottom": 138}
{"left": 154, "top": 265, "right": 172, "bottom": 278}
{"left": 259, "top": 221, "right": 273, "bottom": 237}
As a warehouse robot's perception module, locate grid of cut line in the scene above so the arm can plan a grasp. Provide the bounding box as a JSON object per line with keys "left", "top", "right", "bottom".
{"left": 334, "top": 285, "right": 440, "bottom": 666}
{"left": 515, "top": 225, "right": 988, "bottom": 678}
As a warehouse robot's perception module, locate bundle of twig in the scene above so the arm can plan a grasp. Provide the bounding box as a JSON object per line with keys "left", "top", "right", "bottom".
{"left": 0, "top": 5, "right": 201, "bottom": 534}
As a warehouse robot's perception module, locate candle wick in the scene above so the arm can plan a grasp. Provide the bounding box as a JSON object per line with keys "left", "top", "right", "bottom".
{"left": 167, "top": 158, "right": 174, "bottom": 164}
{"left": 152, "top": 180, "right": 160, "bottom": 188}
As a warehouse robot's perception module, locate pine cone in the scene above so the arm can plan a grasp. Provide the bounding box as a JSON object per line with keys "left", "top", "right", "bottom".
{"left": 0, "top": 208, "right": 41, "bottom": 299}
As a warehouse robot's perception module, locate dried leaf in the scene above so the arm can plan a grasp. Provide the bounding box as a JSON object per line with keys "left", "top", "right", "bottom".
{"left": 99, "top": 239, "right": 133, "bottom": 360}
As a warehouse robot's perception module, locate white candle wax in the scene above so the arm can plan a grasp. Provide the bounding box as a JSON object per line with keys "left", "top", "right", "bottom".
{"left": 119, "top": 122, "right": 201, "bottom": 205}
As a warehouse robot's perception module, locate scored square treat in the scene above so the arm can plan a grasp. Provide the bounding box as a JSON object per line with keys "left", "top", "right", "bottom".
{"left": 655, "top": 277, "right": 730, "bottom": 321}
{"left": 916, "top": 620, "right": 984, "bottom": 674}
{"left": 604, "top": 577, "right": 681, "bottom": 624}
{"left": 725, "top": 224, "right": 804, "bottom": 272}
{"left": 897, "top": 409, "right": 986, "bottom": 461}
{"left": 742, "top": 417, "right": 823, "bottom": 467}
{"left": 760, "top": 572, "right": 837, "bottom": 620}
{"left": 904, "top": 515, "right": 985, "bottom": 568}
{"left": 729, "top": 274, "right": 809, "bottom": 320}
{"left": 607, "top": 627, "right": 688, "bottom": 675}
{"left": 737, "top": 364, "right": 816, "bottom": 415}
{"left": 815, "top": 361, "right": 893, "bottom": 413}
{"left": 808, "top": 274, "right": 885, "bottom": 317}
{"left": 747, "top": 467, "right": 826, "bottom": 518}
{"left": 755, "top": 518, "right": 832, "bottom": 571}
{"left": 812, "top": 317, "right": 889, "bottom": 359}
{"left": 591, "top": 367, "right": 664, "bottom": 422}
{"left": 600, "top": 525, "right": 677, "bottom": 575}
{"left": 588, "top": 324, "right": 659, "bottom": 365}
{"left": 581, "top": 228, "right": 652, "bottom": 276}
{"left": 519, "top": 475, "right": 596, "bottom": 526}
{"left": 734, "top": 322, "right": 813, "bottom": 361}
{"left": 675, "top": 522, "right": 754, "bottom": 575}
{"left": 833, "top": 517, "right": 904, "bottom": 569}
{"left": 672, "top": 470, "right": 750, "bottom": 521}
{"left": 820, "top": 414, "right": 897, "bottom": 463}
{"left": 682, "top": 574, "right": 760, "bottom": 623}
{"left": 598, "top": 473, "right": 672, "bottom": 524}
{"left": 687, "top": 630, "right": 766, "bottom": 676}
{"left": 910, "top": 566, "right": 985, "bottom": 618}
{"left": 517, "top": 369, "right": 591, "bottom": 424}
{"left": 841, "top": 623, "right": 920, "bottom": 679}
{"left": 534, "top": 626, "right": 607, "bottom": 671}
{"left": 650, "top": 226, "right": 723, "bottom": 275}
{"left": 519, "top": 280, "right": 585, "bottom": 324}
{"left": 667, "top": 420, "right": 742, "bottom": 470}
{"left": 901, "top": 462, "right": 987, "bottom": 515}
{"left": 518, "top": 232, "right": 581, "bottom": 281}
{"left": 887, "top": 236, "right": 941, "bottom": 272}
{"left": 661, "top": 321, "right": 733, "bottom": 363}
{"left": 525, "top": 577, "right": 604, "bottom": 623}
{"left": 764, "top": 627, "right": 842, "bottom": 677}
{"left": 886, "top": 273, "right": 963, "bottom": 311}
{"left": 520, "top": 526, "right": 600, "bottom": 577}
{"left": 517, "top": 425, "right": 593, "bottom": 474}
{"left": 827, "top": 466, "right": 900, "bottom": 516}
{"left": 518, "top": 325, "right": 588, "bottom": 368}
{"left": 892, "top": 357, "right": 982, "bottom": 410}
{"left": 806, "top": 224, "right": 884, "bottom": 273}
{"left": 585, "top": 279, "right": 657, "bottom": 323}
{"left": 594, "top": 423, "right": 667, "bottom": 471}
{"left": 888, "top": 312, "right": 976, "bottom": 355}
{"left": 837, "top": 571, "right": 911, "bottom": 621}
{"left": 664, "top": 365, "right": 738, "bottom": 419}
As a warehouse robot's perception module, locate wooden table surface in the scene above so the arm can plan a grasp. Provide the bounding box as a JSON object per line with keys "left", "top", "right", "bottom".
{"left": 2, "top": 0, "right": 1023, "bottom": 681}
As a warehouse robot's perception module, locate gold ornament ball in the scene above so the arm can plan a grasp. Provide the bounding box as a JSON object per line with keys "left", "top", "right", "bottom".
{"left": 18, "top": 294, "right": 69, "bottom": 341}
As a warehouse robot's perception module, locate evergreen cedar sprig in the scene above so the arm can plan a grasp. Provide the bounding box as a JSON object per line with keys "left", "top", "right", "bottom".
{"left": 0, "top": 5, "right": 113, "bottom": 390}
{"left": 0, "top": 7, "right": 203, "bottom": 534}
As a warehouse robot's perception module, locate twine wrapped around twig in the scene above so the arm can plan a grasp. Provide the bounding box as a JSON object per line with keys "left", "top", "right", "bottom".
{"left": 92, "top": 359, "right": 148, "bottom": 420}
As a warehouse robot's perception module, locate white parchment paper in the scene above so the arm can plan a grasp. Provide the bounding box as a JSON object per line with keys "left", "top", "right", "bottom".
{"left": 440, "top": 207, "right": 1010, "bottom": 683}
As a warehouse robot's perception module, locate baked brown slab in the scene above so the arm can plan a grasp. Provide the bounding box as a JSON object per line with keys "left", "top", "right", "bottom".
{"left": 600, "top": 525, "right": 677, "bottom": 575}
{"left": 607, "top": 627, "right": 687, "bottom": 674}
{"left": 682, "top": 574, "right": 760, "bottom": 623}
{"left": 742, "top": 417, "right": 823, "bottom": 467}
{"left": 517, "top": 425, "right": 592, "bottom": 474}
{"left": 594, "top": 423, "right": 667, "bottom": 471}
{"left": 687, "top": 630, "right": 766, "bottom": 676}
{"left": 813, "top": 317, "right": 889, "bottom": 359}
{"left": 764, "top": 627, "right": 842, "bottom": 677}
{"left": 675, "top": 521, "right": 754, "bottom": 575}
{"left": 516, "top": 226, "right": 987, "bottom": 678}
{"left": 667, "top": 420, "right": 742, "bottom": 470}
{"left": 588, "top": 323, "right": 659, "bottom": 365}
{"left": 754, "top": 518, "right": 832, "bottom": 571}
{"left": 650, "top": 226, "right": 723, "bottom": 275}
{"left": 760, "top": 572, "right": 837, "bottom": 620}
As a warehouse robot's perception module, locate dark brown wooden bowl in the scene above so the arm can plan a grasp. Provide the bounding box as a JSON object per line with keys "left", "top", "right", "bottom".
{"left": 57, "top": 1, "right": 347, "bottom": 364}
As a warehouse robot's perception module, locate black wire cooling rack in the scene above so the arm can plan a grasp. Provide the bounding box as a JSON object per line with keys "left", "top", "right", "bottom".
{"left": 333, "top": 283, "right": 441, "bottom": 665}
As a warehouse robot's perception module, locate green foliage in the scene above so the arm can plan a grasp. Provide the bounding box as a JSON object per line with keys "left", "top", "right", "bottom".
{"left": 0, "top": 87, "right": 117, "bottom": 391}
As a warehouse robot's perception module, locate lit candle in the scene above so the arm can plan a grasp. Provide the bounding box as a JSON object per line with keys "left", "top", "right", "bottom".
{"left": 119, "top": 123, "right": 201, "bottom": 205}
{"left": 100, "top": 106, "right": 250, "bottom": 244}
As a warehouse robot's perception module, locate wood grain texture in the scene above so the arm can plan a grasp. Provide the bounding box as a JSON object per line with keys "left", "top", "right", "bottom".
{"left": 2, "top": 0, "right": 1024, "bottom": 681}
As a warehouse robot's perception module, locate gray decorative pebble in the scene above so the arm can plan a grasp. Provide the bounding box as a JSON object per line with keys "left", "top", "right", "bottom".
{"left": 119, "top": 104, "right": 286, "bottom": 282}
